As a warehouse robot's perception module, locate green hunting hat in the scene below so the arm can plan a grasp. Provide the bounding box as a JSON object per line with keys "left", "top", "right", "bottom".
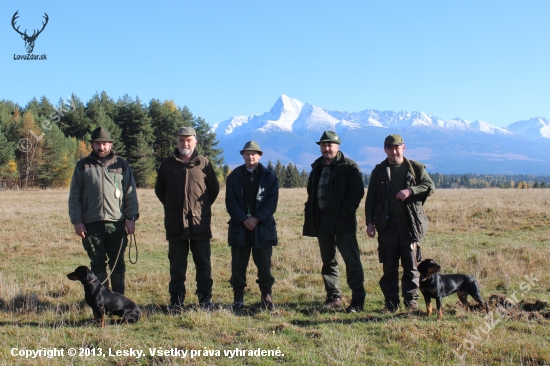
{"left": 384, "top": 134, "right": 404, "bottom": 148}
{"left": 89, "top": 127, "right": 113, "bottom": 142}
{"left": 240, "top": 141, "right": 263, "bottom": 156}
{"left": 176, "top": 127, "right": 196, "bottom": 136}
{"left": 316, "top": 130, "right": 341, "bottom": 145}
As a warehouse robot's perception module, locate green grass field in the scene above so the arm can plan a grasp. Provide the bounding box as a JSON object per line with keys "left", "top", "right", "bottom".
{"left": 0, "top": 188, "right": 549, "bottom": 365}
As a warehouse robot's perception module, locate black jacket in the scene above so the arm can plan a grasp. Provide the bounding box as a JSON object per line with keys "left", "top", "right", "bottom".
{"left": 225, "top": 163, "right": 279, "bottom": 247}
{"left": 155, "top": 149, "right": 220, "bottom": 241}
{"left": 303, "top": 151, "right": 365, "bottom": 236}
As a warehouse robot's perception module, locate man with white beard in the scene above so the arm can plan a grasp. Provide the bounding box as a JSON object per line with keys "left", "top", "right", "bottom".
{"left": 155, "top": 127, "right": 220, "bottom": 312}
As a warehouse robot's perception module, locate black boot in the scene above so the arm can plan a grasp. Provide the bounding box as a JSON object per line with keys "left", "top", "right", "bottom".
{"left": 111, "top": 273, "right": 125, "bottom": 295}
{"left": 260, "top": 287, "right": 275, "bottom": 310}
{"left": 232, "top": 288, "right": 245, "bottom": 312}
{"left": 95, "top": 271, "right": 109, "bottom": 289}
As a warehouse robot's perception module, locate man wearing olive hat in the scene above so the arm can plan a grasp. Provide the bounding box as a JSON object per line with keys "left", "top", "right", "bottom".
{"left": 365, "top": 134, "right": 434, "bottom": 312}
{"left": 69, "top": 126, "right": 139, "bottom": 295}
{"left": 155, "top": 126, "right": 220, "bottom": 311}
{"left": 303, "top": 131, "right": 366, "bottom": 313}
{"left": 225, "top": 141, "right": 279, "bottom": 311}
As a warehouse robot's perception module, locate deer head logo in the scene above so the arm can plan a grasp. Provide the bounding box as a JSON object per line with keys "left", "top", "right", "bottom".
{"left": 12, "top": 11, "right": 49, "bottom": 54}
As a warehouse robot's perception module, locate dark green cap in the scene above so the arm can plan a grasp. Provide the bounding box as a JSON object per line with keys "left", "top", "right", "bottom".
{"left": 384, "top": 134, "right": 404, "bottom": 148}
{"left": 316, "top": 130, "right": 341, "bottom": 145}
{"left": 176, "top": 127, "right": 196, "bottom": 136}
{"left": 89, "top": 127, "right": 113, "bottom": 142}
{"left": 240, "top": 140, "right": 263, "bottom": 156}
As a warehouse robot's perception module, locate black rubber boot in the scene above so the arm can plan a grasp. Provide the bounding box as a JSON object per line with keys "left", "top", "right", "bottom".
{"left": 110, "top": 273, "right": 125, "bottom": 295}
{"left": 232, "top": 288, "right": 245, "bottom": 312}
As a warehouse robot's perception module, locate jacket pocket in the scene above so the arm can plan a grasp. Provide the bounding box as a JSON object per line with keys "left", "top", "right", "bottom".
{"left": 259, "top": 222, "right": 278, "bottom": 247}
{"left": 228, "top": 221, "right": 246, "bottom": 247}
{"left": 190, "top": 207, "right": 211, "bottom": 235}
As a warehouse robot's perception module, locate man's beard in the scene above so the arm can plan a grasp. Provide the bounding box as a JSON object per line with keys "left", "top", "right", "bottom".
{"left": 179, "top": 147, "right": 193, "bottom": 157}
{"left": 94, "top": 148, "right": 111, "bottom": 158}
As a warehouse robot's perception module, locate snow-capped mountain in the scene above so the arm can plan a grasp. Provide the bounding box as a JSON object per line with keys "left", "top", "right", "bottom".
{"left": 212, "top": 95, "right": 550, "bottom": 174}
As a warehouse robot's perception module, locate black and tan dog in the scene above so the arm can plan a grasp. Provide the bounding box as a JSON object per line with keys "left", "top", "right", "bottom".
{"left": 67, "top": 266, "right": 140, "bottom": 327}
{"left": 417, "top": 259, "right": 489, "bottom": 320}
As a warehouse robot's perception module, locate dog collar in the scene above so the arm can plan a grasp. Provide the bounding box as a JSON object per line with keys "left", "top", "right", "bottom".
{"left": 83, "top": 278, "right": 97, "bottom": 285}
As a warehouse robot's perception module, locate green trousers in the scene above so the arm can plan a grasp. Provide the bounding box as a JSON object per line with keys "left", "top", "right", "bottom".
{"left": 316, "top": 212, "right": 366, "bottom": 300}
{"left": 81, "top": 221, "right": 127, "bottom": 276}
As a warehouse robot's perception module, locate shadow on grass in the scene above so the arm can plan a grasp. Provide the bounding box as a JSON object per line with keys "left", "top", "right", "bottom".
{"left": 0, "top": 294, "right": 79, "bottom": 315}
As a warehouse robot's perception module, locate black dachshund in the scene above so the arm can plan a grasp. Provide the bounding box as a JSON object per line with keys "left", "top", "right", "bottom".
{"left": 67, "top": 266, "right": 140, "bottom": 327}
{"left": 417, "top": 259, "right": 489, "bottom": 320}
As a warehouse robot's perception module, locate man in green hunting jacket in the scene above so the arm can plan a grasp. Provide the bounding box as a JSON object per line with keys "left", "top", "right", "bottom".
{"left": 365, "top": 134, "right": 434, "bottom": 312}
{"left": 68, "top": 127, "right": 139, "bottom": 295}
{"left": 303, "top": 131, "right": 366, "bottom": 313}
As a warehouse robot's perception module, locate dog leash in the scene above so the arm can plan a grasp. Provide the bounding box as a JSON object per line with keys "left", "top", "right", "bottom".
{"left": 127, "top": 232, "right": 138, "bottom": 264}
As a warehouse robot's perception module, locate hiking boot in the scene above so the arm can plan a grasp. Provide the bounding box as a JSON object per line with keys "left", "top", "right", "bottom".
{"left": 199, "top": 299, "right": 217, "bottom": 311}
{"left": 324, "top": 294, "right": 342, "bottom": 309}
{"left": 345, "top": 299, "right": 364, "bottom": 313}
{"left": 260, "top": 287, "right": 275, "bottom": 310}
{"left": 404, "top": 300, "right": 418, "bottom": 311}
{"left": 232, "top": 288, "right": 245, "bottom": 312}
{"left": 167, "top": 302, "right": 183, "bottom": 313}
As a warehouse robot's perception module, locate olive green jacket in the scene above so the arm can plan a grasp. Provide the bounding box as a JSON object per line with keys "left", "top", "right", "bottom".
{"left": 365, "top": 157, "right": 434, "bottom": 241}
{"left": 68, "top": 151, "right": 139, "bottom": 225}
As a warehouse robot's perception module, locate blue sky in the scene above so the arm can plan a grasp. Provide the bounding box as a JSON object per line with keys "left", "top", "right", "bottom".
{"left": 1, "top": 1, "right": 549, "bottom": 127}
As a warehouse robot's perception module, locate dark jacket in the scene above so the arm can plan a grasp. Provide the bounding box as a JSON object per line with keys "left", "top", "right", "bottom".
{"left": 155, "top": 149, "right": 220, "bottom": 241}
{"left": 69, "top": 151, "right": 139, "bottom": 225}
{"left": 303, "top": 151, "right": 365, "bottom": 236}
{"left": 365, "top": 157, "right": 434, "bottom": 242}
{"left": 225, "top": 163, "right": 279, "bottom": 247}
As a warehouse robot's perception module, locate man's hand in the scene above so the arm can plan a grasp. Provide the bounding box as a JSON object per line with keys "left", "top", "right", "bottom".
{"left": 367, "top": 223, "right": 376, "bottom": 238}
{"left": 125, "top": 220, "right": 136, "bottom": 234}
{"left": 396, "top": 188, "right": 413, "bottom": 201}
{"left": 244, "top": 217, "right": 260, "bottom": 231}
{"left": 74, "top": 222, "right": 87, "bottom": 238}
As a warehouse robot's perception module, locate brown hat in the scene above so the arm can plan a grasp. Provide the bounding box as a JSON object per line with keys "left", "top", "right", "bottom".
{"left": 240, "top": 141, "right": 263, "bottom": 156}
{"left": 176, "top": 127, "right": 196, "bottom": 136}
{"left": 316, "top": 131, "right": 341, "bottom": 145}
{"left": 89, "top": 127, "right": 113, "bottom": 142}
{"left": 384, "top": 134, "right": 404, "bottom": 148}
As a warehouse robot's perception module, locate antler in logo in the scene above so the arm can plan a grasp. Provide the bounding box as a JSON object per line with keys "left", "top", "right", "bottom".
{"left": 12, "top": 11, "right": 49, "bottom": 54}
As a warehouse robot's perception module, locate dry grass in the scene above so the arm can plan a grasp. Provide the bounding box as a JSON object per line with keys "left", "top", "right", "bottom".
{"left": 0, "top": 188, "right": 549, "bottom": 365}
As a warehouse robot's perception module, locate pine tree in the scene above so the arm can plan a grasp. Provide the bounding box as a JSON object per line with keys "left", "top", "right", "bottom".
{"left": 115, "top": 95, "right": 155, "bottom": 187}
{"left": 58, "top": 94, "right": 93, "bottom": 140}
{"left": 193, "top": 116, "right": 224, "bottom": 167}
{"left": 0, "top": 126, "right": 16, "bottom": 181}
{"left": 285, "top": 163, "right": 300, "bottom": 188}
{"left": 17, "top": 111, "right": 44, "bottom": 187}
{"left": 274, "top": 160, "right": 286, "bottom": 188}
{"left": 149, "top": 99, "right": 182, "bottom": 167}
{"left": 300, "top": 169, "right": 309, "bottom": 187}
{"left": 266, "top": 159, "right": 274, "bottom": 171}
{"left": 37, "top": 123, "right": 77, "bottom": 187}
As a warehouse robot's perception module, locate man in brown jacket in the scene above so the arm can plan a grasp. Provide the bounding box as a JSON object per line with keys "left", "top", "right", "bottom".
{"left": 155, "top": 127, "right": 220, "bottom": 311}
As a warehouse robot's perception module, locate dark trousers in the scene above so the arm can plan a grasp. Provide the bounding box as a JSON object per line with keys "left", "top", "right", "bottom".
{"left": 316, "top": 213, "right": 366, "bottom": 300}
{"left": 82, "top": 221, "right": 127, "bottom": 275}
{"left": 230, "top": 235, "right": 274, "bottom": 290}
{"left": 168, "top": 239, "right": 213, "bottom": 304}
{"left": 377, "top": 220, "right": 419, "bottom": 304}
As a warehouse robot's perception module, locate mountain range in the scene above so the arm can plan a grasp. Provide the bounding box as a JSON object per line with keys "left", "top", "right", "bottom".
{"left": 211, "top": 95, "right": 550, "bottom": 175}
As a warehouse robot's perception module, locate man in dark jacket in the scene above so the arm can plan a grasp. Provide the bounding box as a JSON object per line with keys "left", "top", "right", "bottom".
{"left": 225, "top": 141, "right": 279, "bottom": 311}
{"left": 68, "top": 127, "right": 139, "bottom": 295}
{"left": 365, "top": 134, "right": 434, "bottom": 312}
{"left": 155, "top": 127, "right": 220, "bottom": 311}
{"left": 303, "top": 131, "right": 366, "bottom": 313}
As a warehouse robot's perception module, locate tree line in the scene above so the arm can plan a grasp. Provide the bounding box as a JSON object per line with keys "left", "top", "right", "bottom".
{"left": 222, "top": 159, "right": 309, "bottom": 188}
{"left": 364, "top": 172, "right": 550, "bottom": 189}
{"left": 0, "top": 93, "right": 223, "bottom": 188}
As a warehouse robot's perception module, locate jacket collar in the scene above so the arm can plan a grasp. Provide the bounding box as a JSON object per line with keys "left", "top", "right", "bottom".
{"left": 173, "top": 148, "right": 199, "bottom": 166}
{"left": 311, "top": 151, "right": 345, "bottom": 170}
{"left": 380, "top": 156, "right": 416, "bottom": 179}
{"left": 88, "top": 150, "right": 115, "bottom": 165}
